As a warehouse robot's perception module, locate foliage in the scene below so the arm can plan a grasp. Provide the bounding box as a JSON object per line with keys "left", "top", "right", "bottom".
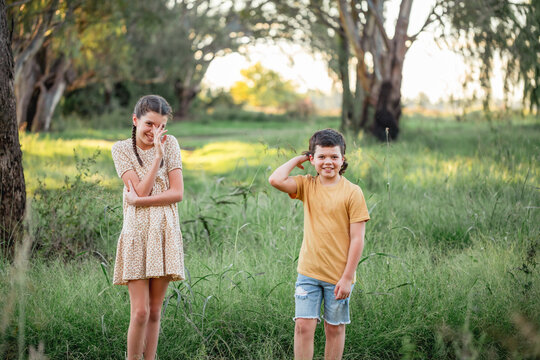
{"left": 230, "top": 62, "right": 302, "bottom": 109}
{"left": 29, "top": 151, "right": 120, "bottom": 259}
{"left": 440, "top": 0, "right": 540, "bottom": 112}
{"left": 2, "top": 114, "right": 539, "bottom": 358}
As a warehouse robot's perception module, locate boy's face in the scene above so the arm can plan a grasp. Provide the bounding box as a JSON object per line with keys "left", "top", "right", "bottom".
{"left": 310, "top": 145, "right": 344, "bottom": 181}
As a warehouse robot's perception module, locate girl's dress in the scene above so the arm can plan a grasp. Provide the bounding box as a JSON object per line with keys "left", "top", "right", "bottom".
{"left": 111, "top": 136, "right": 185, "bottom": 285}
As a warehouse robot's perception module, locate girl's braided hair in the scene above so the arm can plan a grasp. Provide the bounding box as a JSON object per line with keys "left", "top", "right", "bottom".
{"left": 302, "top": 128, "right": 348, "bottom": 175}
{"left": 132, "top": 95, "right": 172, "bottom": 167}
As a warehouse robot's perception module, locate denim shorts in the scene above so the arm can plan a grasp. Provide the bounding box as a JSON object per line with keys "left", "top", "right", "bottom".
{"left": 293, "top": 273, "right": 354, "bottom": 325}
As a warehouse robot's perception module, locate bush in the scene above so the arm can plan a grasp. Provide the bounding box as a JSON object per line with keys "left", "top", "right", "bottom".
{"left": 29, "top": 151, "right": 121, "bottom": 259}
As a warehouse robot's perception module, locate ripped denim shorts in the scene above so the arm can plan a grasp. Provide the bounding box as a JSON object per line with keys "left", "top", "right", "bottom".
{"left": 293, "top": 273, "right": 354, "bottom": 325}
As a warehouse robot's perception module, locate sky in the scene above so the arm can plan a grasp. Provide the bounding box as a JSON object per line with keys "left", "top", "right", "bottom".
{"left": 203, "top": 0, "right": 507, "bottom": 103}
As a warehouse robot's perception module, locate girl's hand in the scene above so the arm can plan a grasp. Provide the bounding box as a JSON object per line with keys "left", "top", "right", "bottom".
{"left": 125, "top": 180, "right": 140, "bottom": 206}
{"left": 295, "top": 154, "right": 310, "bottom": 170}
{"left": 153, "top": 124, "right": 168, "bottom": 159}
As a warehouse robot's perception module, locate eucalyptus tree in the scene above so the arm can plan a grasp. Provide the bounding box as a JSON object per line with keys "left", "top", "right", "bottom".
{"left": 440, "top": 0, "right": 539, "bottom": 113}
{"left": 337, "top": 0, "right": 438, "bottom": 139}
{"left": 258, "top": 0, "right": 437, "bottom": 139}
{"left": 1, "top": 0, "right": 25, "bottom": 253}
{"left": 248, "top": 1, "right": 358, "bottom": 132}
{"left": 125, "top": 0, "right": 259, "bottom": 118}
{"left": 9, "top": 0, "right": 127, "bottom": 131}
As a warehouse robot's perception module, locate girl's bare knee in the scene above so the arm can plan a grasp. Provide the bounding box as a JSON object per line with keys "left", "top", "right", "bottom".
{"left": 132, "top": 306, "right": 149, "bottom": 325}
{"left": 148, "top": 304, "right": 162, "bottom": 323}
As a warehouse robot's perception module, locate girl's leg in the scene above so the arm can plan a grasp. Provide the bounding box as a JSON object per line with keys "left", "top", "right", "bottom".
{"left": 143, "top": 277, "right": 170, "bottom": 360}
{"left": 127, "top": 279, "right": 150, "bottom": 360}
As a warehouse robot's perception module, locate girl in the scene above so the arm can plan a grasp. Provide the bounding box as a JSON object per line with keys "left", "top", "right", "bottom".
{"left": 111, "top": 95, "right": 184, "bottom": 360}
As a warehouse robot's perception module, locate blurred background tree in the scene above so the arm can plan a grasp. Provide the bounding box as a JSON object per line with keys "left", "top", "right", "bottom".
{"left": 7, "top": 0, "right": 539, "bottom": 135}
{"left": 439, "top": 0, "right": 539, "bottom": 114}
{"left": 230, "top": 62, "right": 300, "bottom": 108}
{"left": 10, "top": 0, "right": 127, "bottom": 131}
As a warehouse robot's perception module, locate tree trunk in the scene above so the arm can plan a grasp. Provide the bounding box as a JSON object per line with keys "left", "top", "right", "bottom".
{"left": 15, "top": 55, "right": 40, "bottom": 130}
{"left": 31, "top": 54, "right": 70, "bottom": 132}
{"left": 0, "top": 0, "right": 26, "bottom": 255}
{"left": 15, "top": 45, "right": 71, "bottom": 132}
{"left": 338, "top": 28, "right": 354, "bottom": 133}
{"left": 371, "top": 0, "right": 412, "bottom": 141}
{"left": 174, "top": 79, "right": 200, "bottom": 119}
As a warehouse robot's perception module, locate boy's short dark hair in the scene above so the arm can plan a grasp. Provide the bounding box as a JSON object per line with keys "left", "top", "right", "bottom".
{"left": 304, "top": 128, "right": 348, "bottom": 175}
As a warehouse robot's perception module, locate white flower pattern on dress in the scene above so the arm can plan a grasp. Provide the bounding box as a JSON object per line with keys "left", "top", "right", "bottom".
{"left": 111, "top": 136, "right": 185, "bottom": 285}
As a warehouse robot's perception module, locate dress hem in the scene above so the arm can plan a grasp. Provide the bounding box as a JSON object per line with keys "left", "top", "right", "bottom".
{"left": 113, "top": 274, "right": 185, "bottom": 286}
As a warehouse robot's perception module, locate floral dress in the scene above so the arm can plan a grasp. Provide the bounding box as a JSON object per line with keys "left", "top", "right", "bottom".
{"left": 111, "top": 136, "right": 185, "bottom": 285}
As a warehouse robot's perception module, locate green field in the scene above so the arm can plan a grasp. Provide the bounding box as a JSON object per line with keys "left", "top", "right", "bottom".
{"left": 1, "top": 114, "right": 539, "bottom": 359}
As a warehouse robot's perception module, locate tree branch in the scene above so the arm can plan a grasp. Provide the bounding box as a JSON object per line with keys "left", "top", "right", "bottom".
{"left": 366, "top": 0, "right": 390, "bottom": 50}
{"left": 407, "top": 3, "right": 440, "bottom": 43}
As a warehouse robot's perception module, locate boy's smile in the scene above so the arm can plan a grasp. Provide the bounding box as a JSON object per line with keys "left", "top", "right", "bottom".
{"left": 310, "top": 145, "right": 344, "bottom": 184}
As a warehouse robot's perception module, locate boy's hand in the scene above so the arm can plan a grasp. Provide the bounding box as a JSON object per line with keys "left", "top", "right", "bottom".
{"left": 334, "top": 277, "right": 353, "bottom": 300}
{"left": 295, "top": 154, "right": 310, "bottom": 169}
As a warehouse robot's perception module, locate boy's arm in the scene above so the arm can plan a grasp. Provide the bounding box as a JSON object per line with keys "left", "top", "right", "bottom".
{"left": 334, "top": 221, "right": 366, "bottom": 300}
{"left": 125, "top": 169, "right": 183, "bottom": 206}
{"left": 268, "top": 155, "right": 309, "bottom": 194}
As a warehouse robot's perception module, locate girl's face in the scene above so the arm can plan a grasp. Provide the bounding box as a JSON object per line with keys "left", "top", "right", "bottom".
{"left": 133, "top": 111, "right": 168, "bottom": 150}
{"left": 310, "top": 145, "right": 344, "bottom": 181}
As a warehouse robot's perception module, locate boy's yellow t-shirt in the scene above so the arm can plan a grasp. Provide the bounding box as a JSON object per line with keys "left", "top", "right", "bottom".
{"left": 290, "top": 174, "right": 370, "bottom": 285}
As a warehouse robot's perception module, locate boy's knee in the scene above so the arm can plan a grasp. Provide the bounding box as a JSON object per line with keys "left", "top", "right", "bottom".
{"left": 295, "top": 318, "right": 317, "bottom": 336}
{"left": 324, "top": 322, "right": 345, "bottom": 338}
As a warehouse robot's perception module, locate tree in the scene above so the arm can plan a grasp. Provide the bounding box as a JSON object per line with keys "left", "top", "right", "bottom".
{"left": 337, "top": 0, "right": 437, "bottom": 140}
{"left": 0, "top": 0, "right": 26, "bottom": 254}
{"left": 440, "top": 0, "right": 539, "bottom": 113}
{"left": 124, "top": 0, "right": 258, "bottom": 119}
{"left": 258, "top": 0, "right": 436, "bottom": 139}
{"left": 9, "top": 0, "right": 127, "bottom": 131}
{"left": 249, "top": 1, "right": 355, "bottom": 131}
{"left": 230, "top": 62, "right": 300, "bottom": 108}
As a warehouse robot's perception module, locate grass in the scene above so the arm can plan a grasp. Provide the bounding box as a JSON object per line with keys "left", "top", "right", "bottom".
{"left": 1, "top": 112, "right": 539, "bottom": 359}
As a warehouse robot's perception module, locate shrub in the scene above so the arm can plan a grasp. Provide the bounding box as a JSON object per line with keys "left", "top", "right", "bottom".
{"left": 29, "top": 151, "right": 121, "bottom": 259}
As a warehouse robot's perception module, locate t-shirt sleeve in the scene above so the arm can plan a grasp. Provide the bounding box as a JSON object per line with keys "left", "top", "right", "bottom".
{"left": 166, "top": 136, "right": 183, "bottom": 172}
{"left": 111, "top": 142, "right": 133, "bottom": 178}
{"left": 288, "top": 175, "right": 305, "bottom": 201}
{"left": 349, "top": 187, "right": 370, "bottom": 223}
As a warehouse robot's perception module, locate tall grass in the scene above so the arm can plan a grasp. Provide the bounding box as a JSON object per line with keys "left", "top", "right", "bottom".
{"left": 1, "top": 114, "right": 538, "bottom": 359}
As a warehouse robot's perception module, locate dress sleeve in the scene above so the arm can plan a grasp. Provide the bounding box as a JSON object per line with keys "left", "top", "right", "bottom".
{"left": 288, "top": 175, "right": 305, "bottom": 201}
{"left": 349, "top": 187, "right": 370, "bottom": 223}
{"left": 166, "top": 136, "right": 183, "bottom": 172}
{"left": 111, "top": 141, "right": 133, "bottom": 178}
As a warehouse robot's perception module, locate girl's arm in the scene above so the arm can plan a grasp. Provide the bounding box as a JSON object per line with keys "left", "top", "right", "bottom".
{"left": 121, "top": 125, "right": 168, "bottom": 197}
{"left": 126, "top": 168, "right": 183, "bottom": 206}
{"left": 122, "top": 159, "right": 161, "bottom": 197}
{"left": 268, "top": 155, "right": 309, "bottom": 194}
{"left": 334, "top": 221, "right": 366, "bottom": 299}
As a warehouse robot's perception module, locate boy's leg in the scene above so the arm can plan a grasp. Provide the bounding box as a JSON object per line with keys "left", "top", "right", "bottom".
{"left": 324, "top": 322, "right": 346, "bottom": 360}
{"left": 322, "top": 281, "right": 354, "bottom": 360}
{"left": 295, "top": 318, "right": 318, "bottom": 359}
{"left": 294, "top": 274, "right": 323, "bottom": 360}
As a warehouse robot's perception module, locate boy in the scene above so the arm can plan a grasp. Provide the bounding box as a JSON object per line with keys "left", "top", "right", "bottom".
{"left": 268, "top": 129, "right": 369, "bottom": 360}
